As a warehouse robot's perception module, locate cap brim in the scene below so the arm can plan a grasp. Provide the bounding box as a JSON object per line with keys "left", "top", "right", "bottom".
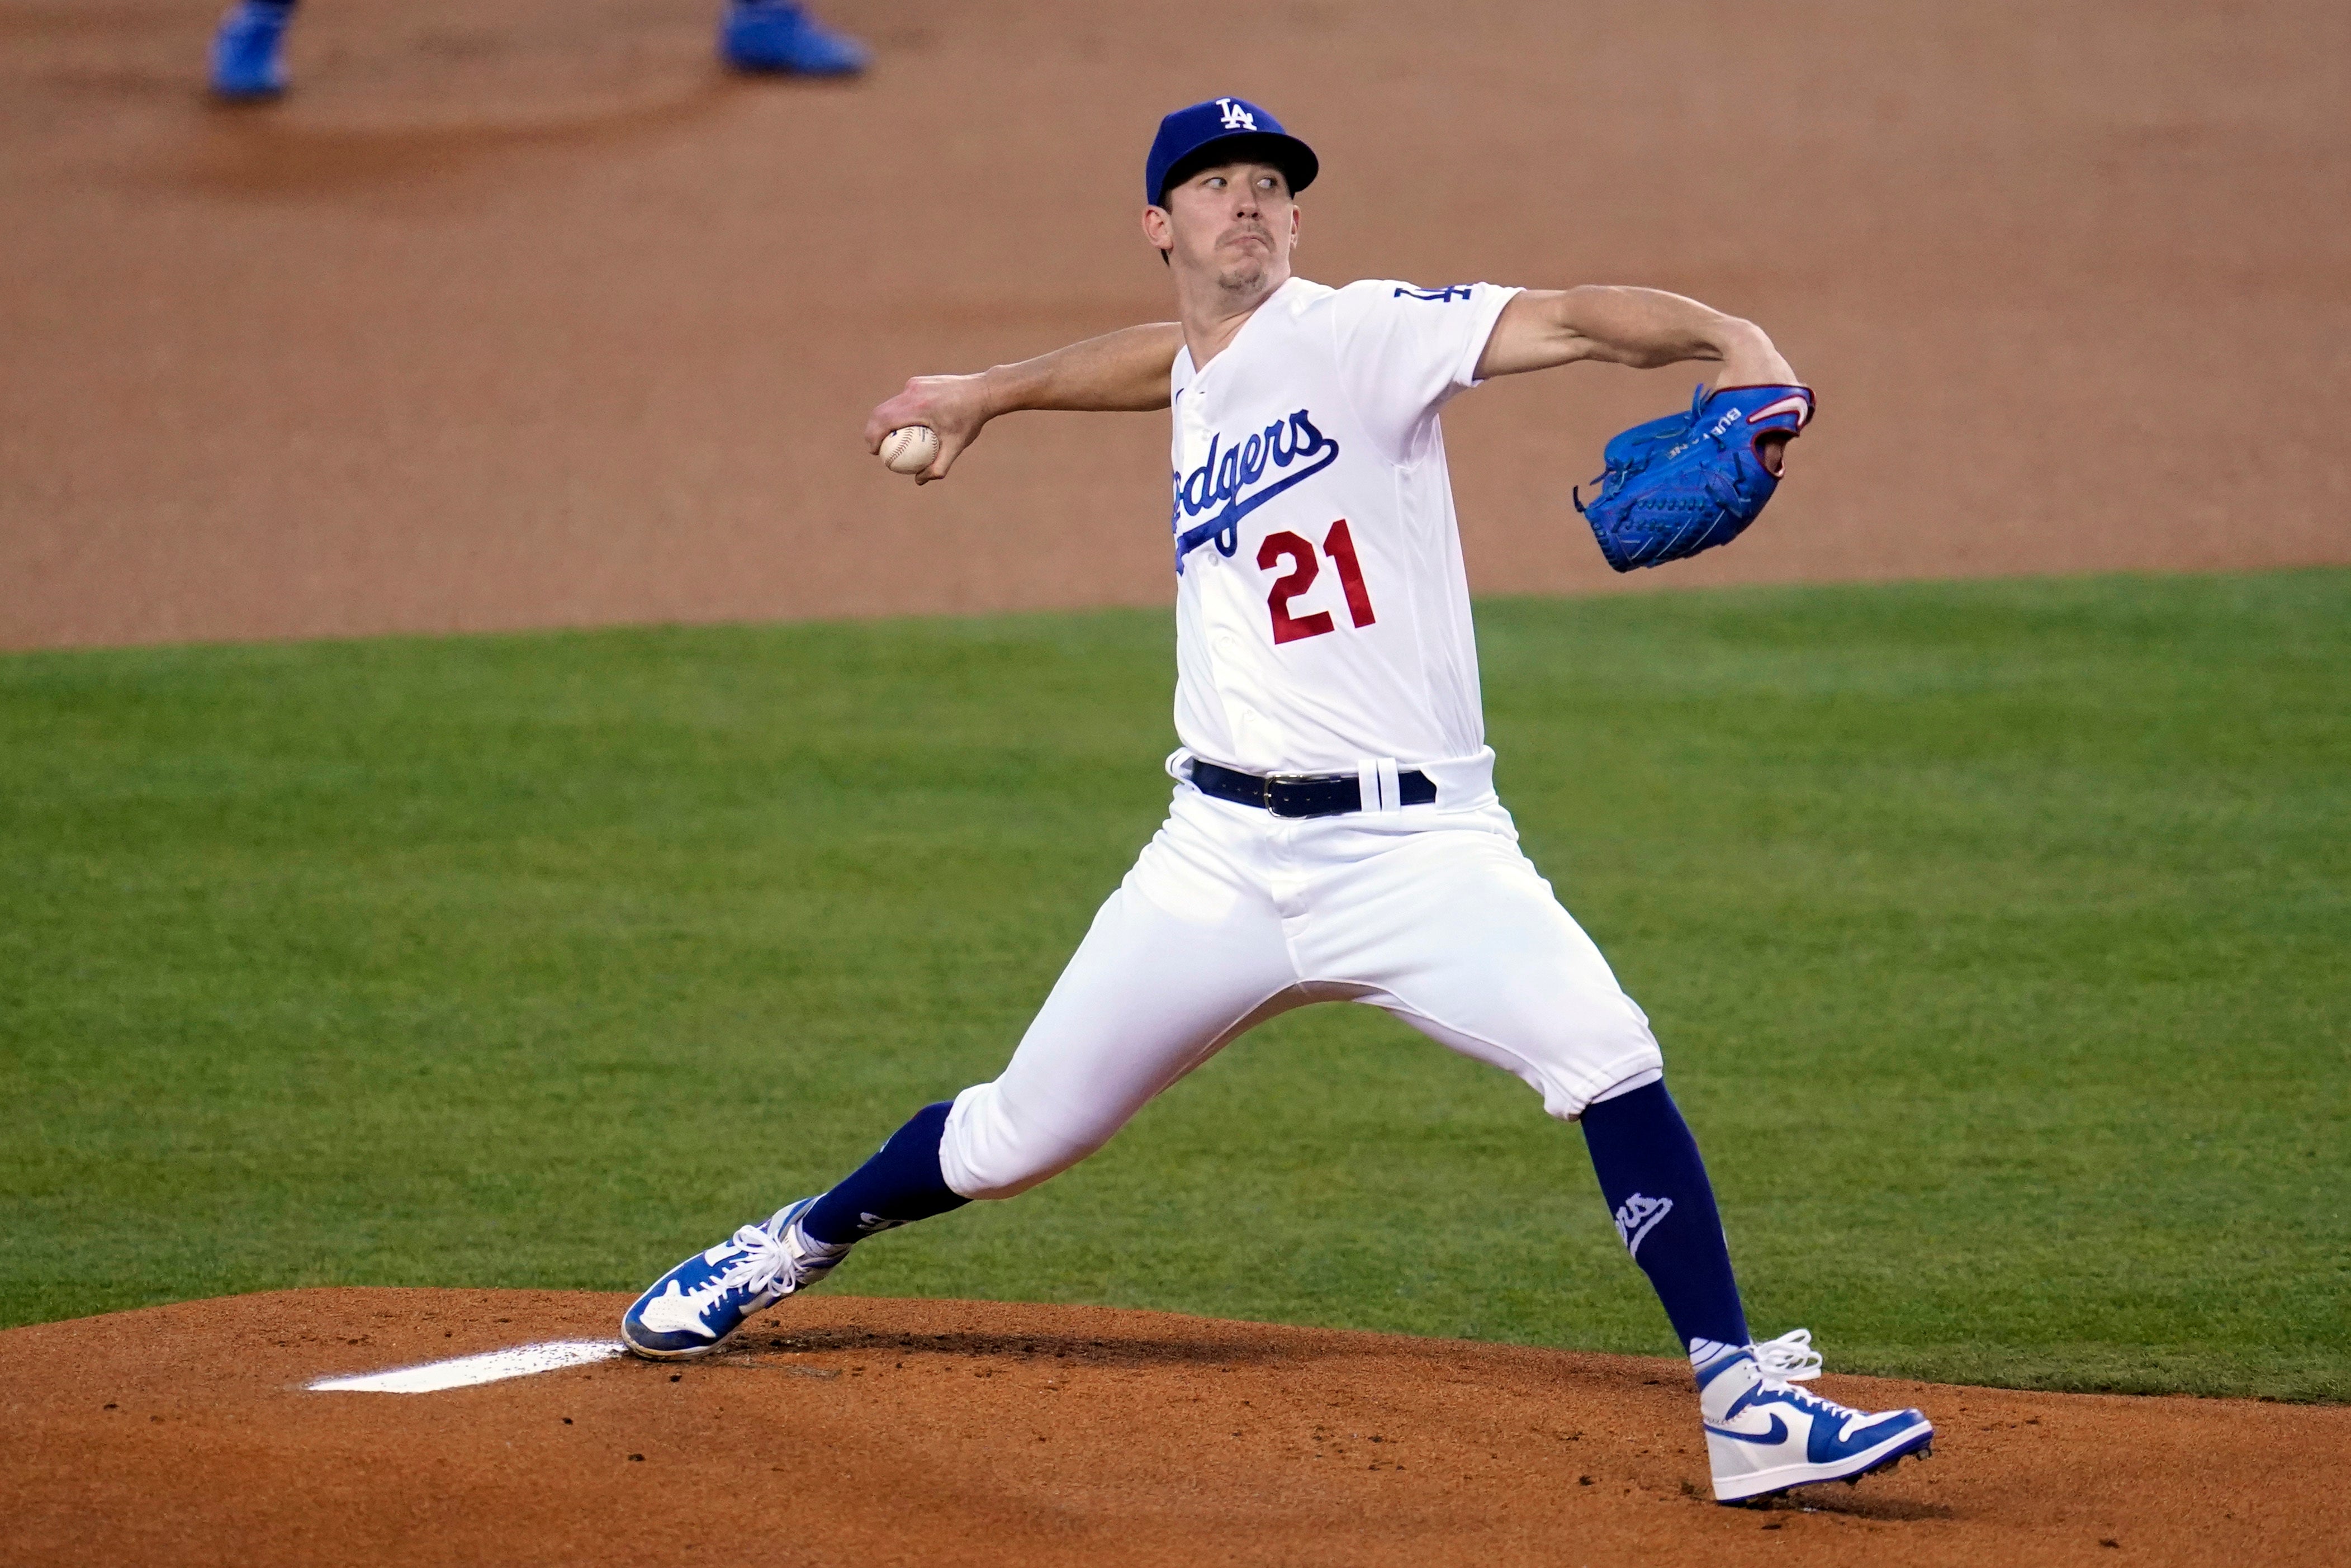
{"left": 1157, "top": 131, "right": 1319, "bottom": 206}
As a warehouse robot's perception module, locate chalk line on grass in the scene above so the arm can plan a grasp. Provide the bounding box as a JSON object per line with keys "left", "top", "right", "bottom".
{"left": 309, "top": 1339, "right": 624, "bottom": 1393}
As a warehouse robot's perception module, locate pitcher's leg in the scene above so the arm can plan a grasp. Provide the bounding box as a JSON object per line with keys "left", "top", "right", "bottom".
{"left": 1579, "top": 1077, "right": 1747, "bottom": 1350}
{"left": 623, "top": 800, "right": 1297, "bottom": 1358}
{"left": 1310, "top": 815, "right": 1930, "bottom": 1500}
{"left": 800, "top": 872, "right": 1298, "bottom": 1244}
{"left": 799, "top": 866, "right": 1299, "bottom": 1243}
{"left": 940, "top": 870, "right": 1301, "bottom": 1199}
{"left": 799, "top": 1100, "right": 968, "bottom": 1245}
{"left": 814, "top": 799, "right": 1296, "bottom": 1235}
{"left": 1317, "top": 823, "right": 1665, "bottom": 1118}
{"left": 1321, "top": 828, "right": 1742, "bottom": 1336}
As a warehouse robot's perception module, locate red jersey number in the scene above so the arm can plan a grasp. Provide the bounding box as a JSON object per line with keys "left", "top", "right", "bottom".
{"left": 1258, "top": 532, "right": 1336, "bottom": 645}
{"left": 1322, "top": 519, "right": 1377, "bottom": 629}
{"left": 1258, "top": 520, "right": 1376, "bottom": 646}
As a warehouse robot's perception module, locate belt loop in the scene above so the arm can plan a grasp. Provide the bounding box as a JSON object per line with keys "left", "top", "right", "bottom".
{"left": 1356, "top": 757, "right": 1403, "bottom": 814}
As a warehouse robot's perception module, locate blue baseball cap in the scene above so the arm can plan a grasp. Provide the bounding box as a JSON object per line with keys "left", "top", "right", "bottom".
{"left": 1145, "top": 97, "right": 1319, "bottom": 207}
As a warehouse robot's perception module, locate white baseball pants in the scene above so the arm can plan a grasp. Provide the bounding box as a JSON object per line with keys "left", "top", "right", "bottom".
{"left": 938, "top": 756, "right": 1666, "bottom": 1201}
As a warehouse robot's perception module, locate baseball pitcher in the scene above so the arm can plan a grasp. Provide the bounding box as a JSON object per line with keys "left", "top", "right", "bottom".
{"left": 620, "top": 96, "right": 1932, "bottom": 1507}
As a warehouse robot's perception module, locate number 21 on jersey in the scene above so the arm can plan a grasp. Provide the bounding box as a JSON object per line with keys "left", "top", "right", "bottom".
{"left": 1258, "top": 519, "right": 1376, "bottom": 646}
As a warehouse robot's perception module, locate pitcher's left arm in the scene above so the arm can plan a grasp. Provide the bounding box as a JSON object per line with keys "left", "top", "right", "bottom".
{"left": 1476, "top": 287, "right": 1799, "bottom": 471}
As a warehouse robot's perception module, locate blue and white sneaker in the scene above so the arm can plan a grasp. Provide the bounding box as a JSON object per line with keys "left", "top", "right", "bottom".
{"left": 620, "top": 1196, "right": 851, "bottom": 1361}
{"left": 209, "top": 1, "right": 291, "bottom": 101}
{"left": 718, "top": 2, "right": 869, "bottom": 77}
{"left": 1699, "top": 1330, "right": 1935, "bottom": 1504}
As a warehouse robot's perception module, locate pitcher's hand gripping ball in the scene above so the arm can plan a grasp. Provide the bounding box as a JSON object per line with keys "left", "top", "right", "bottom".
{"left": 880, "top": 425, "right": 941, "bottom": 476}
{"left": 1573, "top": 384, "right": 1814, "bottom": 571}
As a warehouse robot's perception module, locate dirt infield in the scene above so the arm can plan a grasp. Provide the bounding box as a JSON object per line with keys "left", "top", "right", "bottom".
{"left": 4, "top": 0, "right": 2349, "bottom": 650}
{"left": 2, "top": 1290, "right": 2341, "bottom": 1568}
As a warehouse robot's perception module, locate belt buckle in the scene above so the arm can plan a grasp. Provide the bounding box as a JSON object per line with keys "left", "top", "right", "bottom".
{"left": 1262, "top": 770, "right": 1328, "bottom": 818}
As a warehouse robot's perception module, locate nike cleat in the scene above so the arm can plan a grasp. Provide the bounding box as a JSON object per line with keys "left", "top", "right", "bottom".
{"left": 620, "top": 1196, "right": 850, "bottom": 1361}
{"left": 718, "top": 2, "right": 869, "bottom": 77}
{"left": 1699, "top": 1329, "right": 1935, "bottom": 1504}
{"left": 209, "top": 1, "right": 291, "bottom": 101}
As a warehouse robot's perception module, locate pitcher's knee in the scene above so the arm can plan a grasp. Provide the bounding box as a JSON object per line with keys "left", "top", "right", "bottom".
{"left": 1521, "top": 1012, "right": 1666, "bottom": 1124}
{"left": 938, "top": 1081, "right": 1103, "bottom": 1200}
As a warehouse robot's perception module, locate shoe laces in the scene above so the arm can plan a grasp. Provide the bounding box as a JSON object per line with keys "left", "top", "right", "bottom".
{"left": 1753, "top": 1328, "right": 1823, "bottom": 1384}
{"left": 1750, "top": 1329, "right": 1884, "bottom": 1427}
{"left": 710, "top": 1206, "right": 838, "bottom": 1299}
{"left": 710, "top": 1220, "right": 798, "bottom": 1299}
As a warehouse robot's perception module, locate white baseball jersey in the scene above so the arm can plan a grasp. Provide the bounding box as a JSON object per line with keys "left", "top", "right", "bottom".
{"left": 1167, "top": 276, "right": 1520, "bottom": 775}
{"left": 936, "top": 273, "right": 1667, "bottom": 1204}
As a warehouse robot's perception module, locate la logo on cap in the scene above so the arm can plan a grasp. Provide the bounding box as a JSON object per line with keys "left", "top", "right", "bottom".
{"left": 1144, "top": 96, "right": 1316, "bottom": 206}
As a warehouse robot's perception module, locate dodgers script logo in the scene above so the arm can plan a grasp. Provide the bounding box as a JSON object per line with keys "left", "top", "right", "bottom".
{"left": 1170, "top": 408, "right": 1340, "bottom": 571}
{"left": 1612, "top": 1192, "right": 1673, "bottom": 1259}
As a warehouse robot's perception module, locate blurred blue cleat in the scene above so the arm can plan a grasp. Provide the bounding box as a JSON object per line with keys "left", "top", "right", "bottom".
{"left": 210, "top": 1, "right": 292, "bottom": 101}
{"left": 719, "top": 1, "right": 869, "bottom": 77}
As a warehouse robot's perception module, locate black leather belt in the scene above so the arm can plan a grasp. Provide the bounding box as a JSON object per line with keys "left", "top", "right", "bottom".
{"left": 1188, "top": 759, "right": 1437, "bottom": 818}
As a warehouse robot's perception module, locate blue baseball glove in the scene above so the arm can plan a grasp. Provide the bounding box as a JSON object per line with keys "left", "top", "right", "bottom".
{"left": 1573, "top": 383, "right": 1814, "bottom": 571}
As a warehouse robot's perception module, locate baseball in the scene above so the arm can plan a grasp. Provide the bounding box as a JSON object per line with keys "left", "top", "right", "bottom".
{"left": 880, "top": 425, "right": 940, "bottom": 476}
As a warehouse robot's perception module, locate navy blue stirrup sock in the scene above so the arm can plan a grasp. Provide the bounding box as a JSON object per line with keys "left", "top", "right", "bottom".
{"left": 799, "top": 1101, "right": 969, "bottom": 1247}
{"left": 1579, "top": 1080, "right": 1750, "bottom": 1351}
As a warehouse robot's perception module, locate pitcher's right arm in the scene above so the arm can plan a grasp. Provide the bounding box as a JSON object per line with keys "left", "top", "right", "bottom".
{"left": 863, "top": 323, "right": 1185, "bottom": 483}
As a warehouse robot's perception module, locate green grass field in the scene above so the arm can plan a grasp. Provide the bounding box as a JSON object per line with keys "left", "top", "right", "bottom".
{"left": 3, "top": 571, "right": 2345, "bottom": 1400}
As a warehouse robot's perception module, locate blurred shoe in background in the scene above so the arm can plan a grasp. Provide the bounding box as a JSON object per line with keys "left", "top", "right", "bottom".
{"left": 719, "top": 1, "right": 869, "bottom": 77}
{"left": 210, "top": 0, "right": 293, "bottom": 101}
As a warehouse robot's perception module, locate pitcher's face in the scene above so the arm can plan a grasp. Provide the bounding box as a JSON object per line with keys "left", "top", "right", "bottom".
{"left": 1145, "top": 161, "right": 1298, "bottom": 296}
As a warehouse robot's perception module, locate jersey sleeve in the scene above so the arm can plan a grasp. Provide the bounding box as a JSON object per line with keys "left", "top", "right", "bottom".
{"left": 1330, "top": 280, "right": 1522, "bottom": 462}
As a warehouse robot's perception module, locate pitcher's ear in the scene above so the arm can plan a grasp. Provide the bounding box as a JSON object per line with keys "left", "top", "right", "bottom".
{"left": 1141, "top": 203, "right": 1174, "bottom": 259}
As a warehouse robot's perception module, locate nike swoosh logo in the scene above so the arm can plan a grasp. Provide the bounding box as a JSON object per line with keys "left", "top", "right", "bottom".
{"left": 1704, "top": 1413, "right": 1790, "bottom": 1446}
{"left": 1744, "top": 394, "right": 1812, "bottom": 428}
{"left": 631, "top": 1280, "right": 722, "bottom": 1339}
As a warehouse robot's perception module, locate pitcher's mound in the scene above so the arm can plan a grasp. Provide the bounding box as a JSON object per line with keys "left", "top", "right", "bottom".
{"left": 2, "top": 1288, "right": 2340, "bottom": 1566}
